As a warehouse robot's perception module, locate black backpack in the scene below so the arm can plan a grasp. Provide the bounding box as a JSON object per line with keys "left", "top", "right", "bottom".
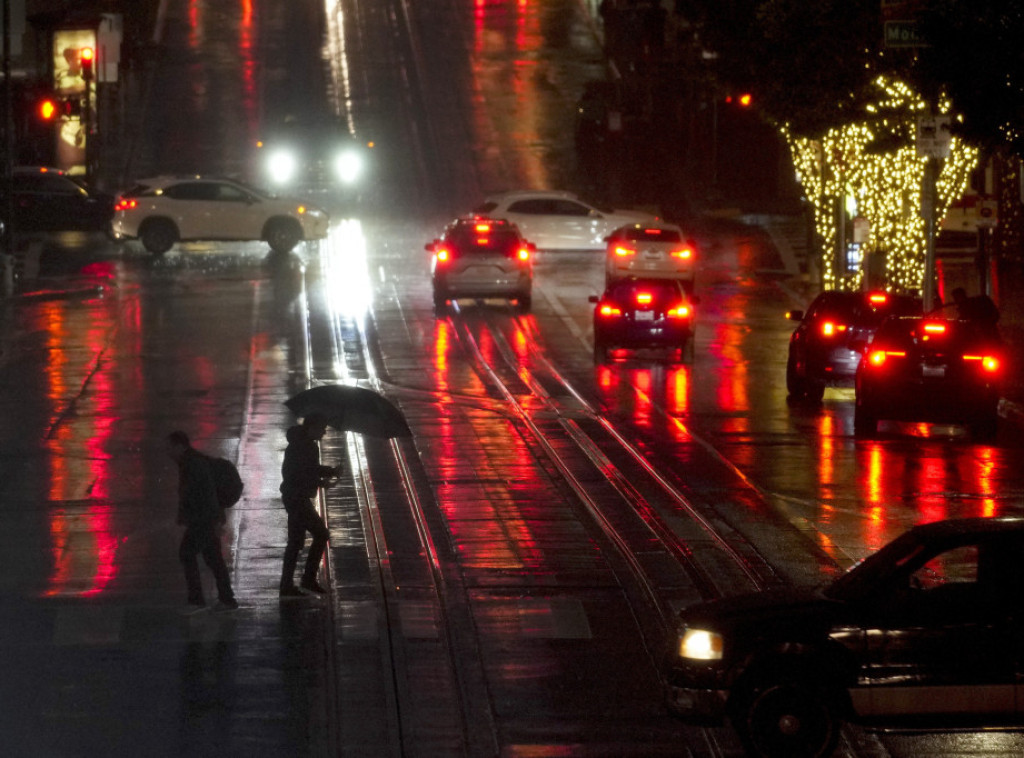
{"left": 204, "top": 454, "right": 244, "bottom": 509}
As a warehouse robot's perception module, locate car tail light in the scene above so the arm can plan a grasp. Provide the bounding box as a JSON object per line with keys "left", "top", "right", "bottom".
{"left": 517, "top": 247, "right": 530, "bottom": 261}
{"left": 867, "top": 349, "right": 905, "bottom": 366}
{"left": 115, "top": 197, "right": 137, "bottom": 211}
{"left": 922, "top": 322, "right": 947, "bottom": 334}
{"left": 614, "top": 245, "right": 637, "bottom": 257}
{"left": 636, "top": 292, "right": 653, "bottom": 305}
{"left": 598, "top": 303, "right": 622, "bottom": 317}
{"left": 435, "top": 246, "right": 452, "bottom": 263}
{"left": 667, "top": 304, "right": 691, "bottom": 319}
{"left": 474, "top": 223, "right": 491, "bottom": 233}
{"left": 867, "top": 292, "right": 888, "bottom": 305}
{"left": 820, "top": 321, "right": 847, "bottom": 337}
{"left": 964, "top": 354, "right": 1000, "bottom": 373}
{"left": 671, "top": 245, "right": 695, "bottom": 259}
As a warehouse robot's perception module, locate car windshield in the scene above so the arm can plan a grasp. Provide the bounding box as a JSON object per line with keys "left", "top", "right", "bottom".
{"left": 872, "top": 317, "right": 993, "bottom": 351}
{"left": 624, "top": 227, "right": 682, "bottom": 243}
{"left": 824, "top": 529, "right": 928, "bottom": 602}
{"left": 809, "top": 293, "right": 919, "bottom": 324}
{"left": 606, "top": 279, "right": 682, "bottom": 302}
{"left": 448, "top": 228, "right": 522, "bottom": 254}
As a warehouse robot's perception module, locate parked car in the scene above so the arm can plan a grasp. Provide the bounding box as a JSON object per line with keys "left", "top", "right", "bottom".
{"left": 786, "top": 290, "right": 922, "bottom": 402}
{"left": 111, "top": 175, "right": 330, "bottom": 255}
{"left": 664, "top": 517, "right": 1024, "bottom": 758}
{"left": 427, "top": 217, "right": 535, "bottom": 310}
{"left": 604, "top": 222, "right": 696, "bottom": 290}
{"left": 0, "top": 166, "right": 114, "bottom": 234}
{"left": 854, "top": 316, "right": 1004, "bottom": 439}
{"left": 472, "top": 190, "right": 658, "bottom": 251}
{"left": 590, "top": 277, "right": 695, "bottom": 362}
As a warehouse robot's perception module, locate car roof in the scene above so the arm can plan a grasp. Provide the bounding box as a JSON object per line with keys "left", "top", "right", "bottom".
{"left": 906, "top": 516, "right": 1024, "bottom": 540}
{"left": 483, "top": 190, "right": 581, "bottom": 202}
{"left": 610, "top": 221, "right": 684, "bottom": 234}
{"left": 132, "top": 175, "right": 240, "bottom": 188}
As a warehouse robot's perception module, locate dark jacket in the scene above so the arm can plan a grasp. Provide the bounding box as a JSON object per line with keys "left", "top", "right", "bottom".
{"left": 280, "top": 425, "right": 334, "bottom": 500}
{"left": 177, "top": 447, "right": 221, "bottom": 525}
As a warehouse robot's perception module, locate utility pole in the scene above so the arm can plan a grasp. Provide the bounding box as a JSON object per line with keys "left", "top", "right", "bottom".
{"left": 2, "top": 0, "right": 13, "bottom": 296}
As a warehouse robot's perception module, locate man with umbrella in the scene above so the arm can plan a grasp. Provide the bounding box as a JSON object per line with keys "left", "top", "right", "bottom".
{"left": 279, "top": 413, "right": 341, "bottom": 597}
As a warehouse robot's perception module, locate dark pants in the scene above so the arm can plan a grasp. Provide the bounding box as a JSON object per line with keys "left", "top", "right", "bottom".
{"left": 179, "top": 521, "right": 234, "bottom": 605}
{"left": 281, "top": 495, "right": 329, "bottom": 588}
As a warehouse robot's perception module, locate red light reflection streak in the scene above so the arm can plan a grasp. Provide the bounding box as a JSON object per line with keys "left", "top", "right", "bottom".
{"left": 818, "top": 413, "right": 834, "bottom": 495}
{"left": 189, "top": 0, "right": 202, "bottom": 48}
{"left": 42, "top": 300, "right": 120, "bottom": 597}
{"left": 918, "top": 455, "right": 948, "bottom": 524}
{"left": 631, "top": 368, "right": 653, "bottom": 429}
{"left": 974, "top": 446, "right": 998, "bottom": 517}
{"left": 240, "top": 0, "right": 258, "bottom": 141}
{"left": 865, "top": 443, "right": 884, "bottom": 505}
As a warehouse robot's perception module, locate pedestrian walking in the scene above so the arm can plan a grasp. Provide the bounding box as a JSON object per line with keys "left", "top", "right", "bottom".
{"left": 166, "top": 431, "right": 238, "bottom": 612}
{"left": 279, "top": 413, "right": 340, "bottom": 597}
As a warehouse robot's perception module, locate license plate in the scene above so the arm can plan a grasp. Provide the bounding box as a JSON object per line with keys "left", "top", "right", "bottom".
{"left": 635, "top": 310, "right": 654, "bottom": 321}
{"left": 922, "top": 365, "right": 945, "bottom": 378}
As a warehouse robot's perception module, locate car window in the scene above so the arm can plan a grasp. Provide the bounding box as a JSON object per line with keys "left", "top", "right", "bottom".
{"left": 911, "top": 545, "right": 978, "bottom": 590}
{"left": 625, "top": 227, "right": 682, "bottom": 243}
{"left": 549, "top": 199, "right": 591, "bottom": 216}
{"left": 213, "top": 183, "right": 251, "bottom": 202}
{"left": 506, "top": 199, "right": 552, "bottom": 215}
{"left": 163, "top": 183, "right": 209, "bottom": 201}
{"left": 448, "top": 229, "right": 521, "bottom": 255}
{"left": 17, "top": 174, "right": 82, "bottom": 195}
{"left": 608, "top": 279, "right": 681, "bottom": 302}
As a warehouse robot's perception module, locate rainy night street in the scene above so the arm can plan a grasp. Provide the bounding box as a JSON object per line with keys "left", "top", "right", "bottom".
{"left": 3, "top": 1, "right": 1024, "bottom": 757}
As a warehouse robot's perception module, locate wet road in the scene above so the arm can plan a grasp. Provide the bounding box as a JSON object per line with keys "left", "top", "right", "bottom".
{"left": 3, "top": 1, "right": 1024, "bottom": 756}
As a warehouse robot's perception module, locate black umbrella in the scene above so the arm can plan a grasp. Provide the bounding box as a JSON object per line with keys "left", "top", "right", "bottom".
{"left": 285, "top": 385, "right": 411, "bottom": 438}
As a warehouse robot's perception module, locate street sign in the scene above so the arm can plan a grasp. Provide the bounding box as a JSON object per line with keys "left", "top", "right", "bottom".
{"left": 885, "top": 20, "right": 927, "bottom": 48}
{"left": 917, "top": 115, "right": 952, "bottom": 158}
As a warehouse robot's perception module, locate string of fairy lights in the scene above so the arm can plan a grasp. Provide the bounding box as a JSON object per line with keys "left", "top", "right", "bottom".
{"left": 783, "top": 76, "right": 979, "bottom": 293}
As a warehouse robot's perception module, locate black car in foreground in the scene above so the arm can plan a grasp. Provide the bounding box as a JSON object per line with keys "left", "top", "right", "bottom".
{"left": 1, "top": 166, "right": 114, "bottom": 234}
{"left": 664, "top": 517, "right": 1024, "bottom": 757}
{"left": 854, "top": 316, "right": 1004, "bottom": 439}
{"left": 590, "top": 277, "right": 695, "bottom": 362}
{"left": 786, "top": 290, "right": 922, "bottom": 402}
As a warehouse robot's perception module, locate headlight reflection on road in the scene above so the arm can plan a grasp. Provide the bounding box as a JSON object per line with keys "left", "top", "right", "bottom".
{"left": 322, "top": 218, "right": 372, "bottom": 335}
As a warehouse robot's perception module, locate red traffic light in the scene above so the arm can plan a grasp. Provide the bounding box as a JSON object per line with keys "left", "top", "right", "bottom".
{"left": 79, "top": 47, "right": 94, "bottom": 78}
{"left": 38, "top": 98, "right": 58, "bottom": 120}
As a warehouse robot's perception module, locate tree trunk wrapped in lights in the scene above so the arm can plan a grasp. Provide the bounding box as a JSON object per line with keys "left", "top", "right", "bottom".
{"left": 783, "top": 77, "right": 978, "bottom": 293}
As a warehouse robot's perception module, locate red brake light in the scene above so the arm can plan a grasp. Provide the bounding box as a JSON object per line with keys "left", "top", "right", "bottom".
{"left": 598, "top": 304, "right": 622, "bottom": 317}
{"left": 517, "top": 247, "right": 530, "bottom": 261}
{"left": 667, "top": 304, "right": 691, "bottom": 319}
{"left": 636, "top": 292, "right": 653, "bottom": 305}
{"left": 867, "top": 292, "right": 887, "bottom": 305}
{"left": 821, "top": 321, "right": 847, "bottom": 337}
{"left": 436, "top": 247, "right": 451, "bottom": 262}
{"left": 115, "top": 197, "right": 137, "bottom": 211}
{"left": 922, "top": 322, "right": 947, "bottom": 334}
{"left": 868, "top": 349, "right": 905, "bottom": 366}
{"left": 614, "top": 245, "right": 636, "bottom": 257}
{"left": 964, "top": 355, "right": 1000, "bottom": 372}
{"left": 474, "top": 223, "right": 491, "bottom": 232}
{"left": 671, "top": 246, "right": 694, "bottom": 259}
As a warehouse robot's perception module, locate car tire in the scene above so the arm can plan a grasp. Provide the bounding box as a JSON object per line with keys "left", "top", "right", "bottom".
{"left": 854, "top": 403, "right": 877, "bottom": 438}
{"left": 433, "top": 290, "right": 448, "bottom": 311}
{"left": 264, "top": 218, "right": 303, "bottom": 254}
{"left": 593, "top": 339, "right": 609, "bottom": 364}
{"left": 517, "top": 292, "right": 532, "bottom": 312}
{"left": 732, "top": 678, "right": 841, "bottom": 758}
{"left": 139, "top": 218, "right": 178, "bottom": 255}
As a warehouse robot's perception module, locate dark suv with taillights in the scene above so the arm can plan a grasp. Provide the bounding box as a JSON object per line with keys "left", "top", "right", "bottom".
{"left": 664, "top": 517, "right": 1024, "bottom": 758}
{"left": 427, "top": 217, "right": 535, "bottom": 311}
{"left": 786, "top": 290, "right": 922, "bottom": 402}
{"left": 854, "top": 316, "right": 1004, "bottom": 439}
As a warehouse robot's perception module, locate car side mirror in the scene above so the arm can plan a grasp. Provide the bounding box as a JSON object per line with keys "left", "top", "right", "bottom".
{"left": 786, "top": 309, "right": 804, "bottom": 322}
{"left": 588, "top": 295, "right": 599, "bottom": 303}
{"left": 424, "top": 241, "right": 436, "bottom": 252}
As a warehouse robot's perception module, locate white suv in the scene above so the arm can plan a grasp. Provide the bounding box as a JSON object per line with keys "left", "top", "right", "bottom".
{"left": 111, "top": 175, "right": 330, "bottom": 255}
{"left": 472, "top": 190, "right": 658, "bottom": 251}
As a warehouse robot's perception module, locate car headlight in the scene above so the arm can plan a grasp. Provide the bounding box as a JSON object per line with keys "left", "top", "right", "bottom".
{"left": 334, "top": 149, "right": 363, "bottom": 184}
{"left": 678, "top": 627, "right": 723, "bottom": 661}
{"left": 267, "top": 149, "right": 298, "bottom": 184}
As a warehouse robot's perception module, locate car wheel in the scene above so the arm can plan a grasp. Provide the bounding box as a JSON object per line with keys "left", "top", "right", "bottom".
{"left": 970, "top": 412, "right": 999, "bottom": 442}
{"left": 139, "top": 218, "right": 178, "bottom": 255}
{"left": 733, "top": 679, "right": 841, "bottom": 758}
{"left": 854, "top": 403, "right": 877, "bottom": 438}
{"left": 786, "top": 356, "right": 807, "bottom": 400}
{"left": 433, "top": 290, "right": 448, "bottom": 311}
{"left": 593, "top": 339, "right": 609, "bottom": 363}
{"left": 264, "top": 218, "right": 303, "bottom": 254}
{"left": 517, "top": 292, "right": 532, "bottom": 312}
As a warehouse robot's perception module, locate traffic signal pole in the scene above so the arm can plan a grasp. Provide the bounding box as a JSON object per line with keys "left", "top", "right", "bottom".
{"left": 2, "top": 0, "right": 14, "bottom": 296}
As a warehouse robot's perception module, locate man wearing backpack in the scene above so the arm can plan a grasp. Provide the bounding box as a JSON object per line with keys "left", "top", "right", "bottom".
{"left": 166, "top": 431, "right": 238, "bottom": 612}
{"left": 278, "top": 413, "right": 340, "bottom": 597}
